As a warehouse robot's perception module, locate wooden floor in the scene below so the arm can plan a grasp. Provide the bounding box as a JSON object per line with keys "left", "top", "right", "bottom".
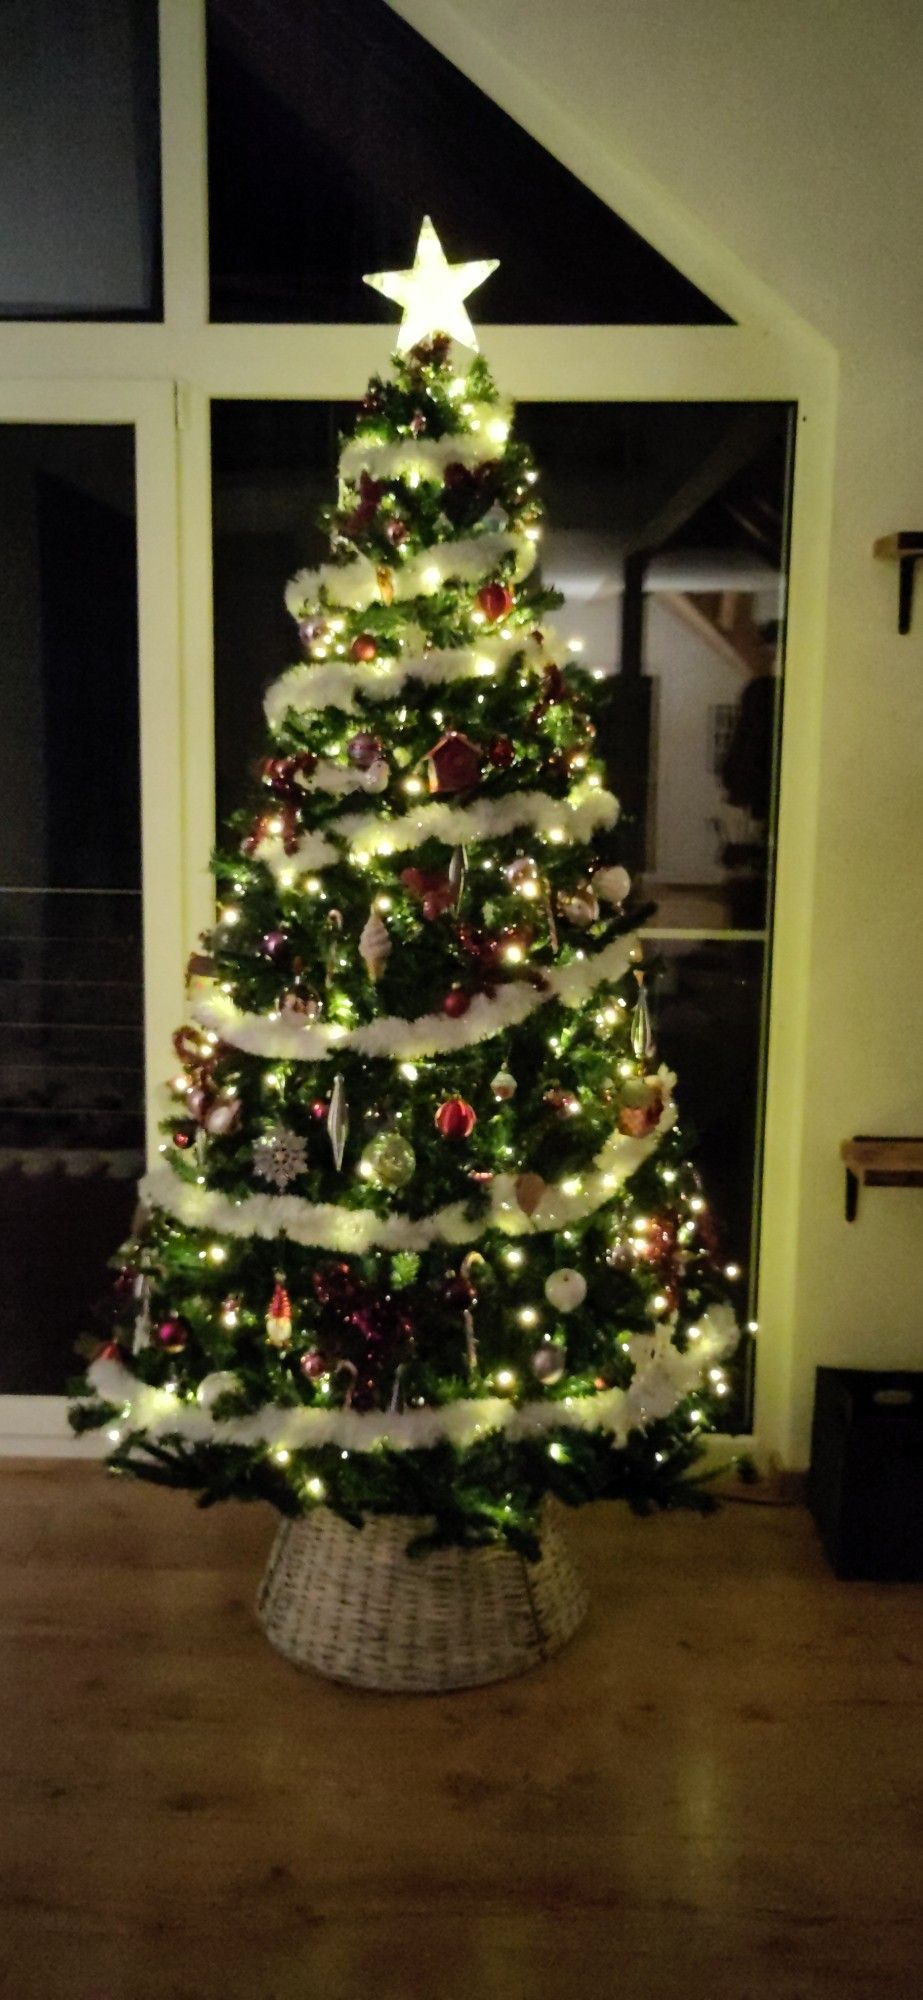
{"left": 1, "top": 1466, "right": 921, "bottom": 2000}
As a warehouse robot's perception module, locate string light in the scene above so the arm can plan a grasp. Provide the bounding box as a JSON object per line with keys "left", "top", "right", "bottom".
{"left": 548, "top": 1442, "right": 567, "bottom": 1463}
{"left": 306, "top": 1476, "right": 325, "bottom": 1499}
{"left": 504, "top": 1248, "right": 525, "bottom": 1267}
{"left": 517, "top": 1308, "right": 539, "bottom": 1328}
{"left": 495, "top": 1368, "right": 517, "bottom": 1390}
{"left": 207, "top": 1244, "right": 227, "bottom": 1264}
{"left": 400, "top": 1061, "right": 418, "bottom": 1082}
{"left": 273, "top": 1447, "right": 291, "bottom": 1466}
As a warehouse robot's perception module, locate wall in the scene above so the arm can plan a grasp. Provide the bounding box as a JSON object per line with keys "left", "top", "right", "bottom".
{"left": 394, "top": 0, "right": 923, "bottom": 1459}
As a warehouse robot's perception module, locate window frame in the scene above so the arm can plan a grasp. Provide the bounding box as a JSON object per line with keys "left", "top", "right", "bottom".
{"left": 0, "top": 0, "right": 836, "bottom": 1464}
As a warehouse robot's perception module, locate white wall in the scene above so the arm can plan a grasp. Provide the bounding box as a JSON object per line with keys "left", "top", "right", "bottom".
{"left": 396, "top": 0, "right": 923, "bottom": 1458}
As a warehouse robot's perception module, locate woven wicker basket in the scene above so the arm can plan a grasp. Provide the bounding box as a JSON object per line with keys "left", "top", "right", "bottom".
{"left": 256, "top": 1503, "right": 588, "bottom": 1692}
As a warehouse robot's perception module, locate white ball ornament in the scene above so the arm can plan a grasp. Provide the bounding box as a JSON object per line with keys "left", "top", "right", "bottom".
{"left": 490, "top": 1068, "right": 517, "bottom": 1102}
{"left": 593, "top": 865, "right": 631, "bottom": 908}
{"left": 544, "top": 1268, "right": 587, "bottom": 1314}
{"left": 360, "top": 757, "right": 390, "bottom": 794}
{"left": 196, "top": 1371, "right": 241, "bottom": 1413}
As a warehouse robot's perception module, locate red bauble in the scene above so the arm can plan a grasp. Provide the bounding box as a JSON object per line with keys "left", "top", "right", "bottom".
{"left": 309, "top": 1099, "right": 328, "bottom": 1120}
{"left": 488, "top": 736, "right": 515, "bottom": 769}
{"left": 435, "top": 1097, "right": 477, "bottom": 1141}
{"left": 442, "top": 987, "right": 471, "bottom": 1018}
{"left": 173, "top": 1128, "right": 194, "bottom": 1150}
{"left": 476, "top": 580, "right": 513, "bottom": 622}
{"left": 156, "top": 1318, "right": 189, "bottom": 1353}
{"left": 350, "top": 633, "right": 378, "bottom": 663}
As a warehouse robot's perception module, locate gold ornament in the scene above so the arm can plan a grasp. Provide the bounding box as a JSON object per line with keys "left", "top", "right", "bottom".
{"left": 515, "top": 1171, "right": 546, "bottom": 1216}
{"left": 557, "top": 884, "right": 600, "bottom": 929}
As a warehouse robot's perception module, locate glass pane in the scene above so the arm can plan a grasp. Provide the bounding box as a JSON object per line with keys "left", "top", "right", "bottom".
{"left": 0, "top": 0, "right": 161, "bottom": 319}
{"left": 207, "top": 0, "right": 729, "bottom": 326}
{"left": 211, "top": 398, "right": 793, "bottom": 1428}
{"left": 0, "top": 426, "right": 144, "bottom": 1395}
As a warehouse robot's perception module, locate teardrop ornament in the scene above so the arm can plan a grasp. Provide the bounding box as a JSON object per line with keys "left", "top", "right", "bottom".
{"left": 327, "top": 1073, "right": 349, "bottom": 1171}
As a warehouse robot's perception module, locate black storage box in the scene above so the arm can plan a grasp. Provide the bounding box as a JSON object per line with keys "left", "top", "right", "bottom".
{"left": 808, "top": 1367, "right": 923, "bottom": 1580}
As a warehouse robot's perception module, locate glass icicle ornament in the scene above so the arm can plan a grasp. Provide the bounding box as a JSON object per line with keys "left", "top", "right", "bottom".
{"left": 327, "top": 1074, "right": 349, "bottom": 1171}
{"left": 630, "top": 974, "right": 655, "bottom": 1060}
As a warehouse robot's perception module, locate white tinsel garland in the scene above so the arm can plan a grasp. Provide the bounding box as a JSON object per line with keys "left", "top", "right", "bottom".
{"left": 284, "top": 530, "right": 536, "bottom": 619}
{"left": 334, "top": 784, "right": 617, "bottom": 862}
{"left": 249, "top": 785, "right": 618, "bottom": 889}
{"left": 85, "top": 1304, "right": 738, "bottom": 1455}
{"left": 191, "top": 932, "right": 637, "bottom": 1063}
{"left": 264, "top": 631, "right": 542, "bottom": 730}
{"left": 338, "top": 408, "right": 512, "bottom": 486}
{"left": 141, "top": 1082, "right": 673, "bottom": 1253}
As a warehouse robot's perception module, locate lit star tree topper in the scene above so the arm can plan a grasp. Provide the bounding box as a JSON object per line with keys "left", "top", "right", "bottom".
{"left": 363, "top": 216, "right": 499, "bottom": 353}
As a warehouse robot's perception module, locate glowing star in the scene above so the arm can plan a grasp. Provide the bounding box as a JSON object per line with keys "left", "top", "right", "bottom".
{"left": 363, "top": 217, "right": 498, "bottom": 354}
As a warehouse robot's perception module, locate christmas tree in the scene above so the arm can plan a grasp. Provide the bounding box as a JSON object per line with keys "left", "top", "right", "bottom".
{"left": 72, "top": 221, "right": 739, "bottom": 1558}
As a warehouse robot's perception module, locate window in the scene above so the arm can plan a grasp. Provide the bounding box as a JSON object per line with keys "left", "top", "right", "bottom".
{"left": 0, "top": 1, "right": 830, "bottom": 1457}
{"left": 207, "top": 0, "right": 728, "bottom": 326}
{"left": 0, "top": 0, "right": 162, "bottom": 319}
{"left": 211, "top": 396, "right": 792, "bottom": 1380}
{"left": 0, "top": 425, "right": 144, "bottom": 1394}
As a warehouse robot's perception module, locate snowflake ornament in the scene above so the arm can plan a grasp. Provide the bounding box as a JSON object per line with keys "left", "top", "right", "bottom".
{"left": 252, "top": 1124, "right": 308, "bottom": 1191}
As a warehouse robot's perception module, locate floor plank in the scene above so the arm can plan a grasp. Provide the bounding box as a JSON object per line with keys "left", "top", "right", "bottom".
{"left": 1, "top": 1462, "right": 921, "bottom": 1999}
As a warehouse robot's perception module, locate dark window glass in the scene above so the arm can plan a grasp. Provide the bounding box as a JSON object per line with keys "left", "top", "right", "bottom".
{"left": 211, "top": 398, "right": 792, "bottom": 1420}
{"left": 0, "top": 427, "right": 144, "bottom": 1394}
{"left": 207, "top": 0, "right": 729, "bottom": 326}
{"left": 0, "top": 0, "right": 161, "bottom": 319}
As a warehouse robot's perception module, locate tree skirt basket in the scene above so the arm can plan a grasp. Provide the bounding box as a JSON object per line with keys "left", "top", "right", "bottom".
{"left": 256, "top": 1503, "right": 588, "bottom": 1692}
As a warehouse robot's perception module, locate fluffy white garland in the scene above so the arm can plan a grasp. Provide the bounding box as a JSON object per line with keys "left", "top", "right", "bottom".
{"left": 284, "top": 531, "right": 536, "bottom": 618}
{"left": 250, "top": 786, "right": 618, "bottom": 889}
{"left": 191, "top": 931, "right": 637, "bottom": 1062}
{"left": 264, "top": 631, "right": 542, "bottom": 729}
{"left": 331, "top": 784, "right": 618, "bottom": 863}
{"left": 339, "top": 408, "right": 512, "bottom": 485}
{"left": 85, "top": 1304, "right": 738, "bottom": 1455}
{"left": 491, "top": 1072, "right": 677, "bottom": 1236}
{"left": 140, "top": 1080, "right": 673, "bottom": 1253}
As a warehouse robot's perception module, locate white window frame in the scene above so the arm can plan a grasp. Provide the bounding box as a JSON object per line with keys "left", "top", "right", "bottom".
{"left": 0, "top": 0, "right": 835, "bottom": 1461}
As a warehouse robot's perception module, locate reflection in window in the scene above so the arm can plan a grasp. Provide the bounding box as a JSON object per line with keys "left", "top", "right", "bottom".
{"left": 0, "top": 0, "right": 161, "bottom": 318}
{"left": 0, "top": 428, "right": 144, "bottom": 1394}
{"left": 211, "top": 399, "right": 793, "bottom": 1414}
{"left": 207, "top": 0, "right": 729, "bottom": 327}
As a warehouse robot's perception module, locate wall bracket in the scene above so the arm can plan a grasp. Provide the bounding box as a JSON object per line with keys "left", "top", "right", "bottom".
{"left": 873, "top": 533, "right": 923, "bottom": 634}
{"left": 841, "top": 1136, "right": 923, "bottom": 1221}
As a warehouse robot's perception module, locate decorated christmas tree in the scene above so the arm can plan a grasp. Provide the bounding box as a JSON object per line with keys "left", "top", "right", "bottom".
{"left": 72, "top": 221, "right": 738, "bottom": 1567}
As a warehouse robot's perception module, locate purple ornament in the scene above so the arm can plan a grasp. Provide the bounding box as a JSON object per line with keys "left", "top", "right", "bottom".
{"left": 261, "top": 929, "right": 289, "bottom": 962}
{"left": 297, "top": 616, "right": 326, "bottom": 653}
{"left": 299, "top": 1350, "right": 327, "bottom": 1381}
{"left": 347, "top": 732, "right": 383, "bottom": 770}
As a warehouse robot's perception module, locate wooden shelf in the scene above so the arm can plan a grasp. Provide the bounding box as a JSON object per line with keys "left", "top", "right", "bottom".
{"left": 841, "top": 1135, "right": 923, "bottom": 1220}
